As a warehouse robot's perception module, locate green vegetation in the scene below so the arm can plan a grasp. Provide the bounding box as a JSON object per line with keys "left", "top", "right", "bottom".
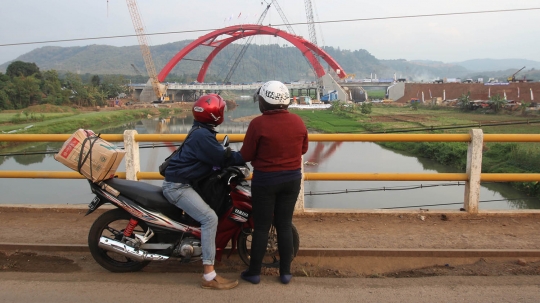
{"left": 0, "top": 107, "right": 158, "bottom": 148}
{"left": 489, "top": 94, "right": 506, "bottom": 113}
{"left": 457, "top": 92, "right": 471, "bottom": 111}
{"left": 0, "top": 61, "right": 129, "bottom": 111}
{"left": 366, "top": 90, "right": 386, "bottom": 100}
{"left": 292, "top": 104, "right": 540, "bottom": 197}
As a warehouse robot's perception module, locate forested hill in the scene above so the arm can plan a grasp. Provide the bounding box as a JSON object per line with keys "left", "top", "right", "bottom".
{"left": 0, "top": 40, "right": 470, "bottom": 82}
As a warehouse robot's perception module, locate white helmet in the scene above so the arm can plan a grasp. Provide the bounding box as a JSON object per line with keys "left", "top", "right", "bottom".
{"left": 257, "top": 80, "right": 290, "bottom": 105}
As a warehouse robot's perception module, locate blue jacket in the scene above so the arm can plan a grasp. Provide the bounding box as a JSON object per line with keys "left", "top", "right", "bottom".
{"left": 164, "top": 121, "right": 245, "bottom": 184}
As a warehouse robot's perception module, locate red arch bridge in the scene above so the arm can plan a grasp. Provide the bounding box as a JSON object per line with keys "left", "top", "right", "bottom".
{"left": 158, "top": 24, "right": 347, "bottom": 83}
{"left": 132, "top": 25, "right": 394, "bottom": 102}
{"left": 132, "top": 24, "right": 391, "bottom": 101}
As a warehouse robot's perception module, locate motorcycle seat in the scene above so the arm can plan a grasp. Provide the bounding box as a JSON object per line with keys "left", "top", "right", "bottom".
{"left": 103, "top": 178, "right": 172, "bottom": 210}
{"left": 102, "top": 179, "right": 199, "bottom": 226}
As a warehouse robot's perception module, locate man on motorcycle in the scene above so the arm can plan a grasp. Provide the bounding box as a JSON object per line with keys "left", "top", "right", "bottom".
{"left": 162, "top": 94, "right": 245, "bottom": 290}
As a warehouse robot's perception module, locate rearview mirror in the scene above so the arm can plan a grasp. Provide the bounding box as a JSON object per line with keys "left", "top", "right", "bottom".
{"left": 222, "top": 135, "right": 230, "bottom": 147}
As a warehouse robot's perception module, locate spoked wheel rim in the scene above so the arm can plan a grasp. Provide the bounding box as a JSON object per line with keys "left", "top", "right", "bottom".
{"left": 242, "top": 225, "right": 279, "bottom": 268}
{"left": 88, "top": 209, "right": 151, "bottom": 272}
{"left": 237, "top": 222, "right": 300, "bottom": 268}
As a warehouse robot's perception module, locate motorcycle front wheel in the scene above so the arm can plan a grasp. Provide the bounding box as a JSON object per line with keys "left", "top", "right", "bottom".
{"left": 88, "top": 208, "right": 151, "bottom": 273}
{"left": 237, "top": 223, "right": 300, "bottom": 268}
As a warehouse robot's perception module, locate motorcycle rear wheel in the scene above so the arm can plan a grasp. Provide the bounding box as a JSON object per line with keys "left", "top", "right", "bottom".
{"left": 237, "top": 223, "right": 300, "bottom": 268}
{"left": 88, "top": 208, "right": 151, "bottom": 273}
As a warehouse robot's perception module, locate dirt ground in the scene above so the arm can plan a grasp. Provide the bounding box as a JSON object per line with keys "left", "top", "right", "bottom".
{"left": 1, "top": 207, "right": 540, "bottom": 278}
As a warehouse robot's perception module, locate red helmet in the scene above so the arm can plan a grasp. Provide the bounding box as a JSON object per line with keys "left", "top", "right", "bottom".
{"left": 192, "top": 94, "right": 225, "bottom": 125}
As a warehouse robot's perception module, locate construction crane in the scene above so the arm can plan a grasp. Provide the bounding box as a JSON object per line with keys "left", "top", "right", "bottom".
{"left": 304, "top": 0, "right": 318, "bottom": 46}
{"left": 304, "top": 0, "right": 327, "bottom": 98}
{"left": 271, "top": 0, "right": 296, "bottom": 35}
{"left": 125, "top": 0, "right": 168, "bottom": 102}
{"left": 130, "top": 63, "right": 142, "bottom": 76}
{"left": 221, "top": 4, "right": 272, "bottom": 86}
{"left": 507, "top": 66, "right": 526, "bottom": 83}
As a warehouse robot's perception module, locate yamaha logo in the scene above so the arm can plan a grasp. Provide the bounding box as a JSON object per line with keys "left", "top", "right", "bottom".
{"left": 234, "top": 208, "right": 248, "bottom": 217}
{"left": 229, "top": 207, "right": 249, "bottom": 222}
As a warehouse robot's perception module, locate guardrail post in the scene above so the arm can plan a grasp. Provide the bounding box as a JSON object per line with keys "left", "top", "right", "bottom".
{"left": 464, "top": 128, "right": 483, "bottom": 213}
{"left": 294, "top": 156, "right": 305, "bottom": 214}
{"left": 124, "top": 130, "right": 140, "bottom": 181}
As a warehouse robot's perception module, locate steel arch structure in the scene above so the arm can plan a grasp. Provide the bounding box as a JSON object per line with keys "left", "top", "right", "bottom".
{"left": 157, "top": 24, "right": 347, "bottom": 83}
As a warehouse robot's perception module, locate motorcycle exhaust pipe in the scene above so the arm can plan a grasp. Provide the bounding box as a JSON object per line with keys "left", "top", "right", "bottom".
{"left": 98, "top": 236, "right": 169, "bottom": 262}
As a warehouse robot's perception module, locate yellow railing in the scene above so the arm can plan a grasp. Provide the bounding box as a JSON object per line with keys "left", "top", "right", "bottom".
{"left": 1, "top": 130, "right": 540, "bottom": 213}
{"left": 4, "top": 133, "right": 540, "bottom": 143}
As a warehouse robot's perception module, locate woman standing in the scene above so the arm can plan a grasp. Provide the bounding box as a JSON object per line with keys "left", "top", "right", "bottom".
{"left": 240, "top": 81, "right": 309, "bottom": 284}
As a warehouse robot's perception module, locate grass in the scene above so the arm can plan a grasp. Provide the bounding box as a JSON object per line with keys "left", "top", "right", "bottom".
{"left": 0, "top": 106, "right": 164, "bottom": 149}
{"left": 293, "top": 103, "right": 540, "bottom": 197}
{"left": 366, "top": 90, "right": 386, "bottom": 100}
{"left": 291, "top": 109, "right": 367, "bottom": 133}
{"left": 293, "top": 105, "right": 540, "bottom": 134}
{"left": 0, "top": 112, "right": 75, "bottom": 124}
{"left": 1, "top": 110, "right": 150, "bottom": 134}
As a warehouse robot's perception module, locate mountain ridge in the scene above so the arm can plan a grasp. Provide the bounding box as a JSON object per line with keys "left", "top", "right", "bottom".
{"left": 2, "top": 41, "right": 539, "bottom": 82}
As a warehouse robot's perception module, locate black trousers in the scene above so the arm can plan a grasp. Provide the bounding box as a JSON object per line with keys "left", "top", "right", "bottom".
{"left": 248, "top": 178, "right": 301, "bottom": 275}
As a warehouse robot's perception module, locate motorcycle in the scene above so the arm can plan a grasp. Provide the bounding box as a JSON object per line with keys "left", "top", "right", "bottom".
{"left": 85, "top": 136, "right": 300, "bottom": 273}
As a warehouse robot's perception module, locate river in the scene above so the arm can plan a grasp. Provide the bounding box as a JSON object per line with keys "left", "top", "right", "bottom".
{"left": 0, "top": 99, "right": 538, "bottom": 210}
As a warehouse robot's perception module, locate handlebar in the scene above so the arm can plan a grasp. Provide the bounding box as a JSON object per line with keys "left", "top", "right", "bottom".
{"left": 217, "top": 166, "right": 249, "bottom": 180}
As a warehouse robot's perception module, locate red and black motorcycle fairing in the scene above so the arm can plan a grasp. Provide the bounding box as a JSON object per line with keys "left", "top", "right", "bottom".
{"left": 87, "top": 166, "right": 254, "bottom": 262}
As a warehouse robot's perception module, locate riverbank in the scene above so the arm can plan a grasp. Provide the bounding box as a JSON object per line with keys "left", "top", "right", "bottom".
{"left": 292, "top": 104, "right": 540, "bottom": 198}
{"left": 0, "top": 104, "right": 192, "bottom": 148}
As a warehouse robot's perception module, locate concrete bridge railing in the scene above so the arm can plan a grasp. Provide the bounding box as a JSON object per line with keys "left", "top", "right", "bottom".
{"left": 2, "top": 129, "right": 540, "bottom": 214}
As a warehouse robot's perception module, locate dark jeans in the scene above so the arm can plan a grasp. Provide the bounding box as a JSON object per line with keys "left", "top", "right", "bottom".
{"left": 248, "top": 178, "right": 301, "bottom": 275}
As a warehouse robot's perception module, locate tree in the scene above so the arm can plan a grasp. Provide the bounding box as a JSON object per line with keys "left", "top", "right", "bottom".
{"left": 7, "top": 75, "right": 42, "bottom": 109}
{"left": 457, "top": 92, "right": 471, "bottom": 111}
{"left": 489, "top": 94, "right": 506, "bottom": 113}
{"left": 0, "top": 73, "right": 13, "bottom": 109}
{"left": 99, "top": 75, "right": 128, "bottom": 98}
{"left": 519, "top": 101, "right": 530, "bottom": 116}
{"left": 360, "top": 102, "right": 372, "bottom": 114}
{"left": 0, "top": 90, "right": 11, "bottom": 110}
{"left": 63, "top": 72, "right": 88, "bottom": 107}
{"left": 6, "top": 61, "right": 41, "bottom": 78}
{"left": 41, "top": 70, "right": 69, "bottom": 105}
{"left": 91, "top": 75, "right": 101, "bottom": 87}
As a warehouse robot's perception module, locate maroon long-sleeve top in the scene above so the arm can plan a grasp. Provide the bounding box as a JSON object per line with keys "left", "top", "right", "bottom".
{"left": 240, "top": 110, "right": 308, "bottom": 172}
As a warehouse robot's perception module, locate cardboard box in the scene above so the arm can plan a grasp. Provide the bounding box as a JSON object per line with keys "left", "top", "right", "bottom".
{"left": 54, "top": 129, "right": 125, "bottom": 182}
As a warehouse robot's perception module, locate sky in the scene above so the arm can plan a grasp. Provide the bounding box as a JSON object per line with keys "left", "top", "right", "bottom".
{"left": 1, "top": 0, "right": 539, "bottom": 66}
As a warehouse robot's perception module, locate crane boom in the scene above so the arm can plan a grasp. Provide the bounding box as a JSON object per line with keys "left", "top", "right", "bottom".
{"left": 303, "top": 0, "right": 318, "bottom": 46}
{"left": 131, "top": 63, "right": 142, "bottom": 76}
{"left": 304, "top": 0, "right": 326, "bottom": 97}
{"left": 272, "top": 0, "right": 295, "bottom": 35}
{"left": 221, "top": 4, "right": 271, "bottom": 86}
{"left": 508, "top": 66, "right": 526, "bottom": 82}
{"left": 125, "top": 0, "right": 164, "bottom": 101}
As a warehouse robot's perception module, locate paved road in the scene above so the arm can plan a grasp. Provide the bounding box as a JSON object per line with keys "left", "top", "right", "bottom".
{"left": 1, "top": 271, "right": 539, "bottom": 303}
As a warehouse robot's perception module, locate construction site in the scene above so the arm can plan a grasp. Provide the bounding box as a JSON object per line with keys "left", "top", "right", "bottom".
{"left": 393, "top": 82, "right": 540, "bottom": 106}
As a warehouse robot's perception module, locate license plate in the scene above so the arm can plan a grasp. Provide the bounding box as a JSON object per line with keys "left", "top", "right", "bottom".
{"left": 88, "top": 196, "right": 100, "bottom": 211}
